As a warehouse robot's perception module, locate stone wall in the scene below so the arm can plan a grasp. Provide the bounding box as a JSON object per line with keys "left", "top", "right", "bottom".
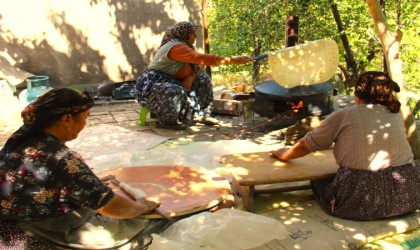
{"left": 0, "top": 0, "right": 202, "bottom": 87}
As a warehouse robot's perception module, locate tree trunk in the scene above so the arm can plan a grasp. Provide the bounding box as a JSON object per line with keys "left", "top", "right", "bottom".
{"left": 251, "top": 0, "right": 261, "bottom": 84}
{"left": 252, "top": 36, "right": 261, "bottom": 84}
{"left": 285, "top": 16, "right": 299, "bottom": 47}
{"left": 201, "top": 0, "right": 212, "bottom": 77}
{"left": 366, "top": 0, "right": 420, "bottom": 159}
{"left": 330, "top": 1, "right": 358, "bottom": 82}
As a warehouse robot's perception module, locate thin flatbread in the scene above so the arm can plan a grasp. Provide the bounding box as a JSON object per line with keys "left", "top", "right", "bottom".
{"left": 268, "top": 39, "right": 339, "bottom": 88}
{"left": 98, "top": 166, "right": 230, "bottom": 218}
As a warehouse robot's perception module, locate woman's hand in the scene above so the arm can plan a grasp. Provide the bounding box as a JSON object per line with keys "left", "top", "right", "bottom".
{"left": 181, "top": 74, "right": 195, "bottom": 91}
{"left": 270, "top": 148, "right": 289, "bottom": 161}
{"left": 218, "top": 56, "right": 252, "bottom": 65}
{"left": 231, "top": 56, "right": 252, "bottom": 64}
{"left": 270, "top": 138, "right": 312, "bottom": 161}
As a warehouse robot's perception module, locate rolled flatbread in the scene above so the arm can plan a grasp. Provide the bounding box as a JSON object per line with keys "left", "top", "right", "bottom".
{"left": 268, "top": 39, "right": 339, "bottom": 88}
{"left": 119, "top": 181, "right": 146, "bottom": 200}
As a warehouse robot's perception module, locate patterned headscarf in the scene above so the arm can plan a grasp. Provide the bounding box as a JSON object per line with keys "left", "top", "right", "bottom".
{"left": 160, "top": 21, "right": 201, "bottom": 74}
{"left": 354, "top": 71, "right": 401, "bottom": 113}
{"left": 160, "top": 21, "right": 199, "bottom": 49}
{"left": 0, "top": 88, "right": 94, "bottom": 153}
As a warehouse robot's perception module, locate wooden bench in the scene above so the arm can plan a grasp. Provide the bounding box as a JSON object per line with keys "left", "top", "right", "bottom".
{"left": 220, "top": 149, "right": 339, "bottom": 212}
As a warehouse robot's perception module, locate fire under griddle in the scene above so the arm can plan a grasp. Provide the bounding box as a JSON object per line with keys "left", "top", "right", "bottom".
{"left": 254, "top": 80, "right": 335, "bottom": 119}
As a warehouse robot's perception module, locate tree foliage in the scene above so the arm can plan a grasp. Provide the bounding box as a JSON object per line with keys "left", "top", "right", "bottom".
{"left": 206, "top": 0, "right": 420, "bottom": 96}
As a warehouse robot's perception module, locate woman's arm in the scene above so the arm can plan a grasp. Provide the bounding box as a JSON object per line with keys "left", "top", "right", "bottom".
{"left": 271, "top": 138, "right": 311, "bottom": 161}
{"left": 216, "top": 56, "right": 251, "bottom": 65}
{"left": 96, "top": 193, "right": 159, "bottom": 219}
{"left": 169, "top": 43, "right": 251, "bottom": 66}
{"left": 56, "top": 151, "right": 159, "bottom": 219}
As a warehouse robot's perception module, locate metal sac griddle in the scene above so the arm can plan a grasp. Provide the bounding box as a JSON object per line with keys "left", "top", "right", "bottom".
{"left": 254, "top": 80, "right": 334, "bottom": 118}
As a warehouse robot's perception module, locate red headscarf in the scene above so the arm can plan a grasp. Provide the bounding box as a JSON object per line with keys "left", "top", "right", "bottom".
{"left": 0, "top": 88, "right": 94, "bottom": 154}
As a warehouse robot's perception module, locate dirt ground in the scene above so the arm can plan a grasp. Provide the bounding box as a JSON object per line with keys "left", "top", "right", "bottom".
{"left": 1, "top": 96, "right": 420, "bottom": 151}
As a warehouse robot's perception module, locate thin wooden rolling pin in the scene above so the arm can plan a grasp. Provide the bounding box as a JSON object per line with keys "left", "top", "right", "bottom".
{"left": 110, "top": 178, "right": 174, "bottom": 223}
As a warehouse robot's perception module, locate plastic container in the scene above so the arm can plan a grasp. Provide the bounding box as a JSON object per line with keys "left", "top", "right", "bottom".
{"left": 19, "top": 75, "right": 53, "bottom": 108}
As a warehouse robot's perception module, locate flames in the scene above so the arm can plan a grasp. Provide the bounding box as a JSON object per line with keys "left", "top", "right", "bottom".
{"left": 291, "top": 101, "right": 303, "bottom": 113}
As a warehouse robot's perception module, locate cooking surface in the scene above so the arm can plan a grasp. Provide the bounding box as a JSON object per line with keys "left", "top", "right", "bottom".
{"left": 255, "top": 80, "right": 334, "bottom": 98}
{"left": 98, "top": 166, "right": 230, "bottom": 218}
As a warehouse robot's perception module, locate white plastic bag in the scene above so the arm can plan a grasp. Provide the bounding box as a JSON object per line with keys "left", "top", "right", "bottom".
{"left": 149, "top": 208, "right": 288, "bottom": 250}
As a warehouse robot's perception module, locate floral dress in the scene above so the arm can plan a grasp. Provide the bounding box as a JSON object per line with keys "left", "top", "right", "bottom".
{"left": 0, "top": 134, "right": 114, "bottom": 249}
{"left": 135, "top": 70, "right": 214, "bottom": 125}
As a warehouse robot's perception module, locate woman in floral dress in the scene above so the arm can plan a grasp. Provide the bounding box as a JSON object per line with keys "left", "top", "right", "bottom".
{"left": 135, "top": 21, "right": 251, "bottom": 130}
{"left": 0, "top": 88, "right": 163, "bottom": 249}
{"left": 271, "top": 71, "right": 419, "bottom": 221}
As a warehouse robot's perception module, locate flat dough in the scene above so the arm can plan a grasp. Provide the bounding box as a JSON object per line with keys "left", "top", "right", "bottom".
{"left": 268, "top": 39, "right": 339, "bottom": 88}
{"left": 98, "top": 166, "right": 230, "bottom": 218}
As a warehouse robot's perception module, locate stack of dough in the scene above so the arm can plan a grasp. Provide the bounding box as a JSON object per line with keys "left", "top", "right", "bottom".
{"left": 267, "top": 39, "right": 339, "bottom": 88}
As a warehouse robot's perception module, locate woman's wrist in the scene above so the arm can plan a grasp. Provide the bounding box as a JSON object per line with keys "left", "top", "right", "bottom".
{"left": 218, "top": 56, "right": 249, "bottom": 65}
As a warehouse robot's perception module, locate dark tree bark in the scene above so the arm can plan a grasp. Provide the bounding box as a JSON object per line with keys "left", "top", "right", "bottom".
{"left": 285, "top": 16, "right": 299, "bottom": 47}
{"left": 251, "top": 0, "right": 261, "bottom": 84}
{"left": 330, "top": 0, "right": 358, "bottom": 90}
{"left": 252, "top": 35, "right": 261, "bottom": 84}
{"left": 201, "top": 0, "right": 212, "bottom": 77}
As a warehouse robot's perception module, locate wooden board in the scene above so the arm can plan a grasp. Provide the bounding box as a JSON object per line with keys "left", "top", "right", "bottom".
{"left": 220, "top": 149, "right": 339, "bottom": 186}
{"left": 98, "top": 166, "right": 230, "bottom": 219}
{"left": 268, "top": 39, "right": 339, "bottom": 88}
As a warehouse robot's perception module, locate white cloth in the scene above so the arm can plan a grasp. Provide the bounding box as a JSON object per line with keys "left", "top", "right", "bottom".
{"left": 149, "top": 208, "right": 288, "bottom": 250}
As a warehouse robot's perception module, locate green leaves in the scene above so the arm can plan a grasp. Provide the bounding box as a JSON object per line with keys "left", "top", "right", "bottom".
{"left": 207, "top": 0, "right": 419, "bottom": 94}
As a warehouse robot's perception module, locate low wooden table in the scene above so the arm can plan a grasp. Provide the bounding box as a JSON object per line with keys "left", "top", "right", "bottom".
{"left": 220, "top": 149, "right": 339, "bottom": 212}
{"left": 98, "top": 166, "right": 231, "bottom": 218}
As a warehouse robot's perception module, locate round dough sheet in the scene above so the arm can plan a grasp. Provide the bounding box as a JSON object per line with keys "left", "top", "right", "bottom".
{"left": 98, "top": 166, "right": 230, "bottom": 219}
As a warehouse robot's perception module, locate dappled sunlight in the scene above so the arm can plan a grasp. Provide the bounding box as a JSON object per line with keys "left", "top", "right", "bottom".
{"left": 218, "top": 120, "right": 237, "bottom": 128}
{"left": 231, "top": 167, "right": 249, "bottom": 175}
{"left": 236, "top": 153, "right": 267, "bottom": 163}
{"left": 368, "top": 150, "right": 391, "bottom": 170}
{"left": 1, "top": 0, "right": 202, "bottom": 86}
{"left": 272, "top": 201, "right": 291, "bottom": 209}
{"left": 163, "top": 1, "right": 191, "bottom": 21}
{"left": 99, "top": 165, "right": 230, "bottom": 218}
{"left": 77, "top": 227, "right": 115, "bottom": 247}
{"left": 358, "top": 114, "right": 405, "bottom": 170}
{"left": 389, "top": 221, "right": 410, "bottom": 232}
{"left": 222, "top": 149, "right": 337, "bottom": 186}
{"left": 258, "top": 199, "right": 419, "bottom": 249}
{"left": 353, "top": 233, "right": 368, "bottom": 244}
{"left": 188, "top": 126, "right": 202, "bottom": 132}
{"left": 133, "top": 26, "right": 163, "bottom": 55}
{"left": 283, "top": 217, "right": 306, "bottom": 226}
{"left": 67, "top": 124, "right": 168, "bottom": 161}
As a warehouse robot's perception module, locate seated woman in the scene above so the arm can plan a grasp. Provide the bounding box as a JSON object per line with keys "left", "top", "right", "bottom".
{"left": 271, "top": 71, "right": 420, "bottom": 221}
{"left": 135, "top": 21, "right": 251, "bottom": 130}
{"left": 0, "top": 88, "right": 164, "bottom": 249}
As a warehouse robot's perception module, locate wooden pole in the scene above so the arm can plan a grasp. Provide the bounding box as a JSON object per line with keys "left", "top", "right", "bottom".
{"left": 201, "top": 0, "right": 212, "bottom": 77}
{"left": 285, "top": 16, "right": 299, "bottom": 47}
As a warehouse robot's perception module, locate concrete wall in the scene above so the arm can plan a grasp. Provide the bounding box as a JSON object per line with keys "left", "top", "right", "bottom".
{"left": 0, "top": 0, "right": 202, "bottom": 87}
